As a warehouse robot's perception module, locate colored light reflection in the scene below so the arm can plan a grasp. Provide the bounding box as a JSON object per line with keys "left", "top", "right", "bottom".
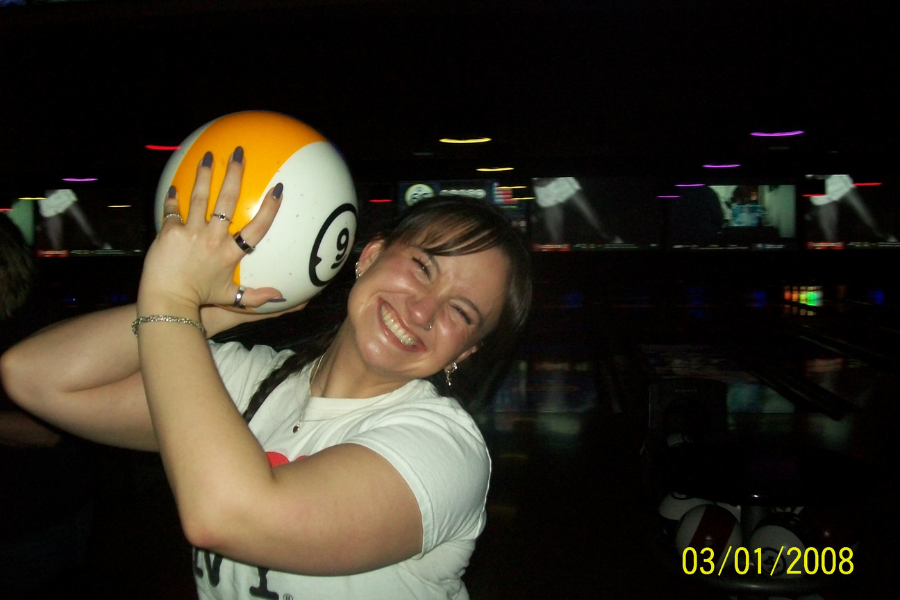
{"left": 657, "top": 195, "right": 680, "bottom": 198}
{"left": 368, "top": 198, "right": 392, "bottom": 203}
{"left": 675, "top": 183, "right": 704, "bottom": 187}
{"left": 702, "top": 164, "right": 740, "bottom": 168}
{"left": 854, "top": 182, "right": 882, "bottom": 187}
{"left": 145, "top": 145, "right": 181, "bottom": 151}
{"left": 751, "top": 130, "right": 804, "bottom": 137}
{"left": 62, "top": 178, "right": 97, "bottom": 182}
{"left": 477, "top": 167, "right": 514, "bottom": 172}
{"left": 439, "top": 137, "right": 491, "bottom": 144}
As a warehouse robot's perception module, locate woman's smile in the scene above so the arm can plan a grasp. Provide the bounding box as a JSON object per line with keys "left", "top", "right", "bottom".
{"left": 379, "top": 301, "right": 423, "bottom": 350}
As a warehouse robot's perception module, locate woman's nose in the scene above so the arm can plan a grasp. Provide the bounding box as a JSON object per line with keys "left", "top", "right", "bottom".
{"left": 407, "top": 293, "right": 439, "bottom": 330}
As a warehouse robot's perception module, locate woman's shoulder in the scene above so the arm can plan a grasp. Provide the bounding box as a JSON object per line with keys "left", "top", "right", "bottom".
{"left": 208, "top": 341, "right": 296, "bottom": 391}
{"left": 373, "top": 379, "right": 485, "bottom": 440}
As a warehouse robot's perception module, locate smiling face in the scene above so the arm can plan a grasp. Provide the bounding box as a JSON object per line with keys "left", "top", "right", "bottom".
{"left": 345, "top": 236, "right": 511, "bottom": 386}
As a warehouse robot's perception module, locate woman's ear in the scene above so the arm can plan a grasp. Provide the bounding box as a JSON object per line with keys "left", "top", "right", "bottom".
{"left": 356, "top": 239, "right": 385, "bottom": 278}
{"left": 453, "top": 344, "right": 480, "bottom": 366}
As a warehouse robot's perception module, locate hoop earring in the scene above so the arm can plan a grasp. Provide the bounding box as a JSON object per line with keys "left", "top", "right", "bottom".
{"left": 444, "top": 362, "right": 458, "bottom": 387}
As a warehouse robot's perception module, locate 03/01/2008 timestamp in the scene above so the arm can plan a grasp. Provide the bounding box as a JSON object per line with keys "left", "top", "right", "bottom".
{"left": 682, "top": 546, "right": 855, "bottom": 577}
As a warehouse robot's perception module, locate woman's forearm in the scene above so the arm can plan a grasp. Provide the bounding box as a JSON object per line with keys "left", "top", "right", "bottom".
{"left": 0, "top": 304, "right": 157, "bottom": 449}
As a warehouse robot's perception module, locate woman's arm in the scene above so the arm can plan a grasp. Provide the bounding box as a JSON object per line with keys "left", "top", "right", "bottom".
{"left": 0, "top": 304, "right": 156, "bottom": 449}
{"left": 0, "top": 296, "right": 293, "bottom": 451}
{"left": 137, "top": 150, "right": 423, "bottom": 575}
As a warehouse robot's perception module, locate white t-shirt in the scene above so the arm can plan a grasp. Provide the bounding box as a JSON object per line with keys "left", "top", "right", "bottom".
{"left": 194, "top": 342, "right": 491, "bottom": 600}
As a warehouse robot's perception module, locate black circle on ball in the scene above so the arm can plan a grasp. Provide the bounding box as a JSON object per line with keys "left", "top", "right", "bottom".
{"left": 309, "top": 203, "right": 358, "bottom": 287}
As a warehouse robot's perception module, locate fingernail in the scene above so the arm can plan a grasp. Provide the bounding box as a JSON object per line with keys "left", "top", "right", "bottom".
{"left": 167, "top": 185, "right": 176, "bottom": 199}
{"left": 273, "top": 183, "right": 283, "bottom": 200}
{"left": 202, "top": 151, "right": 213, "bottom": 167}
{"left": 266, "top": 298, "right": 287, "bottom": 303}
{"left": 232, "top": 146, "right": 244, "bottom": 164}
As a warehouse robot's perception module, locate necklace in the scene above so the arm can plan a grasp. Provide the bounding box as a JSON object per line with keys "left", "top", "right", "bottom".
{"left": 292, "top": 355, "right": 323, "bottom": 434}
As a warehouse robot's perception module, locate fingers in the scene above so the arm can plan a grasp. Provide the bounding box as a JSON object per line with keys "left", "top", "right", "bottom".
{"left": 233, "top": 182, "right": 283, "bottom": 249}
{"left": 160, "top": 186, "right": 184, "bottom": 229}
{"left": 229, "top": 286, "right": 285, "bottom": 310}
{"left": 211, "top": 147, "right": 244, "bottom": 224}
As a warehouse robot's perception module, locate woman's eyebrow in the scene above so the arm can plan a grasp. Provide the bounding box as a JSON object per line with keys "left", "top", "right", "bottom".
{"left": 429, "top": 253, "right": 485, "bottom": 327}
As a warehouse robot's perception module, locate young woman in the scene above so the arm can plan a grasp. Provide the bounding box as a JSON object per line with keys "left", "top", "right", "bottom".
{"left": 0, "top": 148, "right": 532, "bottom": 599}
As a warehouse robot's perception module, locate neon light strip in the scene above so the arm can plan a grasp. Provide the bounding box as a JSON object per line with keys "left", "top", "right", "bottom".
{"left": 702, "top": 164, "right": 740, "bottom": 168}
{"left": 439, "top": 138, "right": 491, "bottom": 144}
{"left": 657, "top": 195, "right": 680, "bottom": 198}
{"left": 368, "top": 199, "right": 392, "bottom": 203}
{"left": 145, "top": 145, "right": 181, "bottom": 151}
{"left": 477, "top": 167, "right": 514, "bottom": 172}
{"left": 750, "top": 130, "right": 804, "bottom": 137}
{"left": 62, "top": 178, "right": 98, "bottom": 182}
{"left": 675, "top": 183, "right": 704, "bottom": 187}
{"left": 855, "top": 182, "right": 882, "bottom": 186}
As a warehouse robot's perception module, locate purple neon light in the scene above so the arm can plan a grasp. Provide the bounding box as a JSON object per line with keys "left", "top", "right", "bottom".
{"left": 750, "top": 130, "right": 804, "bottom": 137}
{"left": 657, "top": 195, "right": 680, "bottom": 198}
{"left": 702, "top": 164, "right": 740, "bottom": 168}
{"left": 675, "top": 183, "right": 704, "bottom": 187}
{"left": 62, "top": 178, "right": 98, "bottom": 182}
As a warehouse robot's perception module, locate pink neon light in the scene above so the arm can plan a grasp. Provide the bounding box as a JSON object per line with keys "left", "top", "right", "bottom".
{"left": 750, "top": 130, "right": 804, "bottom": 137}
{"left": 368, "top": 198, "right": 393, "bottom": 203}
{"left": 803, "top": 194, "right": 826, "bottom": 198}
{"left": 675, "top": 183, "right": 704, "bottom": 187}
{"left": 0, "top": 208, "right": 11, "bottom": 212}
{"left": 854, "top": 182, "right": 882, "bottom": 186}
{"left": 657, "top": 195, "right": 680, "bottom": 198}
{"left": 702, "top": 164, "right": 740, "bottom": 168}
{"left": 62, "top": 178, "right": 98, "bottom": 182}
{"left": 145, "top": 145, "right": 181, "bottom": 151}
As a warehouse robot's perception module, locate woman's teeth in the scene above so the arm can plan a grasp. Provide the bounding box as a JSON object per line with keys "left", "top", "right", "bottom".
{"left": 381, "top": 305, "right": 417, "bottom": 346}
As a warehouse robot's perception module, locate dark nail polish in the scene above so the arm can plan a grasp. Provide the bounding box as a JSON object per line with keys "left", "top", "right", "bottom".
{"left": 266, "top": 298, "right": 288, "bottom": 304}
{"left": 167, "top": 185, "right": 176, "bottom": 199}
{"left": 233, "top": 146, "right": 244, "bottom": 164}
{"left": 202, "top": 151, "right": 213, "bottom": 167}
{"left": 273, "top": 183, "right": 283, "bottom": 200}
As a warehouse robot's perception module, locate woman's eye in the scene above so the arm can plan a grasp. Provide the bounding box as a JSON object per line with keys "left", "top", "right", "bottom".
{"left": 413, "top": 257, "right": 431, "bottom": 277}
{"left": 453, "top": 305, "right": 473, "bottom": 325}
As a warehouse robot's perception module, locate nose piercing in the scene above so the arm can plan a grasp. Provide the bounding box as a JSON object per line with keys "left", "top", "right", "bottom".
{"left": 426, "top": 322, "right": 433, "bottom": 331}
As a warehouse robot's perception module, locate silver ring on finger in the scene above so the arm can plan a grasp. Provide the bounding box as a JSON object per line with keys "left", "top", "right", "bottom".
{"left": 163, "top": 212, "right": 184, "bottom": 224}
{"left": 210, "top": 213, "right": 231, "bottom": 223}
{"left": 232, "top": 285, "right": 246, "bottom": 308}
{"left": 233, "top": 231, "right": 255, "bottom": 254}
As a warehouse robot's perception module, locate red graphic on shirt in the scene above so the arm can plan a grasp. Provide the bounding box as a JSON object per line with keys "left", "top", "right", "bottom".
{"left": 265, "top": 452, "right": 308, "bottom": 467}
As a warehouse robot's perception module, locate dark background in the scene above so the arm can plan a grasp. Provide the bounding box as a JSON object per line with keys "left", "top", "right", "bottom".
{"left": 2, "top": 2, "right": 898, "bottom": 599}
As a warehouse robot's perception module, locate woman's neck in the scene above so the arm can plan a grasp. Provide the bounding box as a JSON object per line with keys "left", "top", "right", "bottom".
{"left": 310, "top": 322, "right": 412, "bottom": 399}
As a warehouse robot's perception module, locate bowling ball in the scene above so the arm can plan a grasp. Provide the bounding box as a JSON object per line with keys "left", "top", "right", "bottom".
{"left": 155, "top": 110, "right": 358, "bottom": 313}
{"left": 675, "top": 504, "right": 742, "bottom": 572}
{"left": 658, "top": 492, "right": 713, "bottom": 538}
{"left": 749, "top": 513, "right": 810, "bottom": 577}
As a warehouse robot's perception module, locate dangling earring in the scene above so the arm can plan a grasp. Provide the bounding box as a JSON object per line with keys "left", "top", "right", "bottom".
{"left": 444, "top": 362, "right": 458, "bottom": 387}
{"left": 355, "top": 261, "right": 360, "bottom": 279}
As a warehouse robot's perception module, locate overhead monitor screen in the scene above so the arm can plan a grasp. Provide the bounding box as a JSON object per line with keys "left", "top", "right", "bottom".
{"left": 31, "top": 188, "right": 150, "bottom": 257}
{"left": 667, "top": 183, "right": 797, "bottom": 250}
{"left": 397, "top": 179, "right": 528, "bottom": 237}
{"left": 802, "top": 174, "right": 899, "bottom": 250}
{"left": 529, "top": 176, "right": 662, "bottom": 251}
